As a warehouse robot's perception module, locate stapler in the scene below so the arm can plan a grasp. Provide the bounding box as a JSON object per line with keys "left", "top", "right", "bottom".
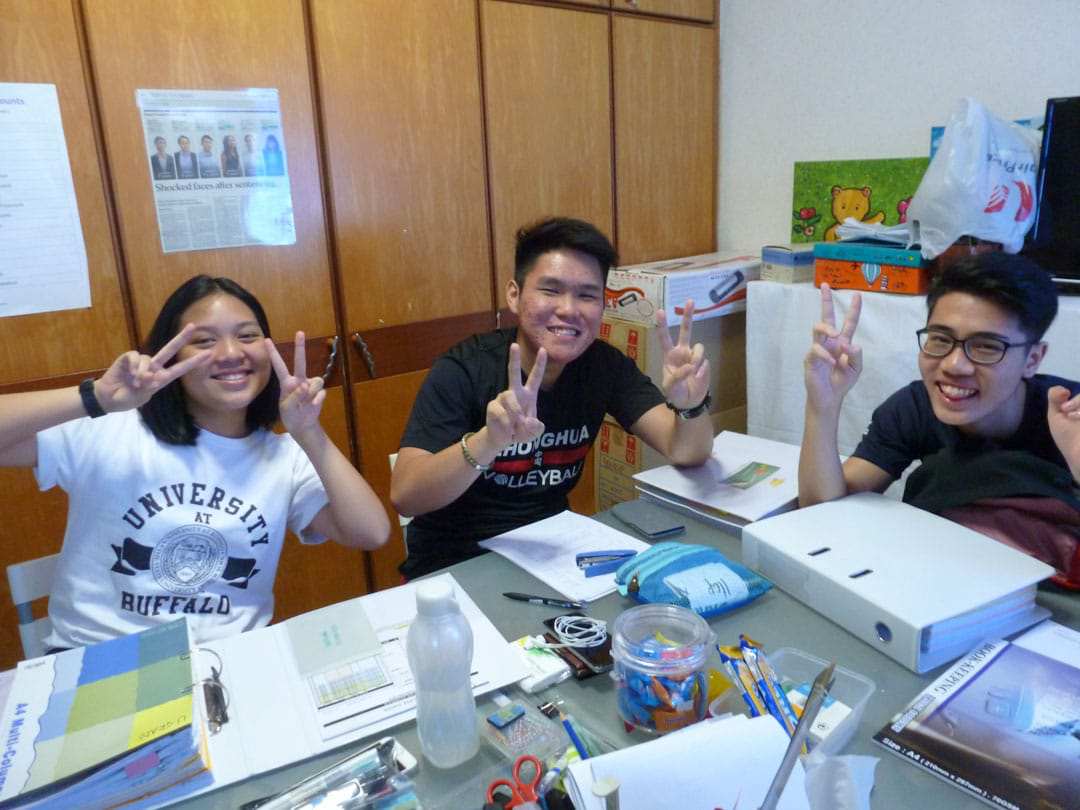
{"left": 575, "top": 549, "right": 636, "bottom": 577}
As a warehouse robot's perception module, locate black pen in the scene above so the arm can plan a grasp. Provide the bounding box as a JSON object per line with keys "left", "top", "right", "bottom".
{"left": 503, "top": 592, "right": 585, "bottom": 610}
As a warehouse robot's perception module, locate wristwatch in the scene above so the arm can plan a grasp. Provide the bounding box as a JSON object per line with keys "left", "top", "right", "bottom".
{"left": 79, "top": 378, "right": 106, "bottom": 418}
{"left": 666, "top": 391, "right": 711, "bottom": 420}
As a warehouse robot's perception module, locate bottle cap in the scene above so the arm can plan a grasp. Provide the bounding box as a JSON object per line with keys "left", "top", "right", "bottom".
{"left": 415, "top": 579, "right": 458, "bottom": 617}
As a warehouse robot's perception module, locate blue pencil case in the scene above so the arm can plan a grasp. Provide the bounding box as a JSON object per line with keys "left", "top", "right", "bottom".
{"left": 613, "top": 541, "right": 771, "bottom": 618}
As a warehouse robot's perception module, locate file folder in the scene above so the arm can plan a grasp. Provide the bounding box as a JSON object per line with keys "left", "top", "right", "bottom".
{"left": 741, "top": 493, "right": 1054, "bottom": 673}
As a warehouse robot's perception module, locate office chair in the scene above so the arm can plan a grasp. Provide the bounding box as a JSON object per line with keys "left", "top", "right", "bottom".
{"left": 7, "top": 553, "right": 59, "bottom": 660}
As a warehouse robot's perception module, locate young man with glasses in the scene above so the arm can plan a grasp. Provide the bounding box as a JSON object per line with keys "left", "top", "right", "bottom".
{"left": 798, "top": 253, "right": 1080, "bottom": 584}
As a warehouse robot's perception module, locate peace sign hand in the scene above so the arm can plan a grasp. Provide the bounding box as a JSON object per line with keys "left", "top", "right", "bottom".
{"left": 486, "top": 344, "right": 546, "bottom": 448}
{"left": 267, "top": 332, "right": 326, "bottom": 440}
{"left": 95, "top": 324, "right": 211, "bottom": 412}
{"left": 1048, "top": 385, "right": 1080, "bottom": 483}
{"left": 657, "top": 301, "right": 710, "bottom": 410}
{"left": 804, "top": 284, "right": 863, "bottom": 413}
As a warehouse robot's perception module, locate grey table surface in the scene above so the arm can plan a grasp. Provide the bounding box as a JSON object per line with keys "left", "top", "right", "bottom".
{"left": 173, "top": 505, "right": 1080, "bottom": 810}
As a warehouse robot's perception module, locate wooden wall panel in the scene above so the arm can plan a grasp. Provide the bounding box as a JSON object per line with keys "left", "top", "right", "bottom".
{"left": 613, "top": 15, "right": 716, "bottom": 264}
{"left": 311, "top": 0, "right": 492, "bottom": 332}
{"left": 612, "top": 0, "right": 714, "bottom": 22}
{"left": 481, "top": 1, "right": 613, "bottom": 294}
{"left": 80, "top": 0, "right": 336, "bottom": 341}
{"left": 351, "top": 371, "right": 428, "bottom": 591}
{"left": 273, "top": 388, "right": 372, "bottom": 620}
{"left": 0, "top": 0, "right": 129, "bottom": 384}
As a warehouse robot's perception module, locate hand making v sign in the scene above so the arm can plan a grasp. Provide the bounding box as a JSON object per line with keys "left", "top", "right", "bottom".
{"left": 656, "top": 300, "right": 710, "bottom": 410}
{"left": 486, "top": 343, "right": 548, "bottom": 448}
{"left": 94, "top": 324, "right": 212, "bottom": 412}
{"left": 805, "top": 283, "right": 863, "bottom": 414}
{"left": 265, "top": 332, "right": 327, "bottom": 441}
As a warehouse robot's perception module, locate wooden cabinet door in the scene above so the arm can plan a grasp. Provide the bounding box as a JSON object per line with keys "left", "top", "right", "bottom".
{"left": 311, "top": 0, "right": 494, "bottom": 588}
{"left": 481, "top": 0, "right": 613, "bottom": 296}
{"left": 612, "top": 0, "right": 714, "bottom": 23}
{"left": 80, "top": 0, "right": 368, "bottom": 618}
{"left": 613, "top": 15, "right": 716, "bottom": 264}
{"left": 0, "top": 0, "right": 129, "bottom": 384}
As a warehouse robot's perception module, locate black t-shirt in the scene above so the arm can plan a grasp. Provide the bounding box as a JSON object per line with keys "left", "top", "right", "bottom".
{"left": 853, "top": 375, "right": 1080, "bottom": 508}
{"left": 399, "top": 328, "right": 665, "bottom": 576}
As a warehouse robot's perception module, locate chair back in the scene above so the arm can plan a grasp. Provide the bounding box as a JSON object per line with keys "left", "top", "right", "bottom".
{"left": 6, "top": 553, "right": 60, "bottom": 659}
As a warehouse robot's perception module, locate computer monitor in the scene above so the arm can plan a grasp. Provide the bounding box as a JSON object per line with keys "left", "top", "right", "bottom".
{"left": 1024, "top": 96, "right": 1080, "bottom": 289}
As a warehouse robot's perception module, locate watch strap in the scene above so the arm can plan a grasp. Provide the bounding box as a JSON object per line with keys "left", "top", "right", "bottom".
{"left": 666, "top": 391, "right": 711, "bottom": 420}
{"left": 79, "top": 378, "right": 106, "bottom": 418}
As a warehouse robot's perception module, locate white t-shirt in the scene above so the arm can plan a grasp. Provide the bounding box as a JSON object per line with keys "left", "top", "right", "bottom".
{"left": 35, "top": 410, "right": 329, "bottom": 648}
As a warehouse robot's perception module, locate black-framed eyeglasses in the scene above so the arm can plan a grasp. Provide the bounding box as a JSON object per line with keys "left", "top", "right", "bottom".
{"left": 916, "top": 327, "right": 1034, "bottom": 366}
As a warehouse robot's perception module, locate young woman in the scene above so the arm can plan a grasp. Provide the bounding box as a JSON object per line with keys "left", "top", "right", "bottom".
{"left": 0, "top": 276, "right": 390, "bottom": 649}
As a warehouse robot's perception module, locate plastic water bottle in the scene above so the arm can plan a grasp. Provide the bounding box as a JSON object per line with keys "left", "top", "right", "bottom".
{"left": 406, "top": 579, "right": 479, "bottom": 768}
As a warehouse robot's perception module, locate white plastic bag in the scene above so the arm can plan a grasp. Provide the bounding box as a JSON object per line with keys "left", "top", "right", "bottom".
{"left": 908, "top": 98, "right": 1040, "bottom": 258}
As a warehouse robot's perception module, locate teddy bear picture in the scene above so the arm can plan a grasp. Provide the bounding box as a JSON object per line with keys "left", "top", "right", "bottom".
{"left": 791, "top": 157, "right": 929, "bottom": 243}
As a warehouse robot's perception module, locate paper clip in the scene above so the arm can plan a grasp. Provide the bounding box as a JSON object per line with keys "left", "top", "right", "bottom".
{"left": 576, "top": 550, "right": 637, "bottom": 578}
{"left": 190, "top": 647, "right": 230, "bottom": 734}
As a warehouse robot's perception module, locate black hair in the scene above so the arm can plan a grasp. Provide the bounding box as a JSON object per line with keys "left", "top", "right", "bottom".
{"left": 926, "top": 252, "right": 1058, "bottom": 342}
{"left": 513, "top": 217, "right": 617, "bottom": 288}
{"left": 139, "top": 275, "right": 279, "bottom": 445}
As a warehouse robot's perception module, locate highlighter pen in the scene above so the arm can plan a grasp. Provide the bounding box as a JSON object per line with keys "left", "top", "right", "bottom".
{"left": 503, "top": 592, "right": 585, "bottom": 610}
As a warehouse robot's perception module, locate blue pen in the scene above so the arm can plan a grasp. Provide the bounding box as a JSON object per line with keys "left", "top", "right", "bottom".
{"left": 560, "top": 713, "right": 590, "bottom": 760}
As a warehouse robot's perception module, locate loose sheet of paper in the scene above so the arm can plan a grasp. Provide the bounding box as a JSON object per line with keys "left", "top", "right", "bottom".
{"left": 478, "top": 510, "right": 650, "bottom": 603}
{"left": 566, "top": 714, "right": 808, "bottom": 810}
{"left": 0, "top": 83, "right": 90, "bottom": 317}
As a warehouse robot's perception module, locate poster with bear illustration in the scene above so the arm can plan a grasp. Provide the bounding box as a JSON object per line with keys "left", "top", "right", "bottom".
{"left": 791, "top": 157, "right": 929, "bottom": 243}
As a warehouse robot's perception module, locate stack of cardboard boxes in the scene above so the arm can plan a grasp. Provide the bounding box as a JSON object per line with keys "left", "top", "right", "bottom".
{"left": 596, "top": 252, "right": 759, "bottom": 511}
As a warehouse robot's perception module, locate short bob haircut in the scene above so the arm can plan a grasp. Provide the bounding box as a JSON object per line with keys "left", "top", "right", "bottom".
{"left": 139, "top": 275, "right": 279, "bottom": 445}
{"left": 513, "top": 217, "right": 618, "bottom": 288}
{"left": 926, "top": 252, "right": 1059, "bottom": 342}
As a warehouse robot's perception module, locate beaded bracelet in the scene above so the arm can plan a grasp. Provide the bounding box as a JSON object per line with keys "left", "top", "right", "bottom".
{"left": 460, "top": 431, "right": 491, "bottom": 471}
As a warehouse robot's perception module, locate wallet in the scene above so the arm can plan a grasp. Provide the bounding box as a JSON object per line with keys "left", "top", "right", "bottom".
{"left": 611, "top": 499, "right": 685, "bottom": 540}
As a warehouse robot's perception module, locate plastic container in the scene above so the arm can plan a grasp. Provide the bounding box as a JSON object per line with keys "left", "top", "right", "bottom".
{"left": 707, "top": 647, "right": 875, "bottom": 753}
{"left": 406, "top": 579, "right": 480, "bottom": 768}
{"left": 766, "top": 647, "right": 875, "bottom": 756}
{"left": 611, "top": 604, "right": 714, "bottom": 734}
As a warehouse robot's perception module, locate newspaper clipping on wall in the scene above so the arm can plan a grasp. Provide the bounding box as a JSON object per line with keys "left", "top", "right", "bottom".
{"left": 0, "top": 82, "right": 90, "bottom": 318}
{"left": 136, "top": 88, "right": 296, "bottom": 253}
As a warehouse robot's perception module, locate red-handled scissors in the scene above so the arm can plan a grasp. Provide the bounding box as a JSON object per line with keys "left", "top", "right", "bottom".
{"left": 486, "top": 754, "right": 543, "bottom": 808}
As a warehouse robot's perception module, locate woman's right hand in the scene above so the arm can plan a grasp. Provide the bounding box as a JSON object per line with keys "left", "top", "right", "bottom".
{"left": 93, "top": 324, "right": 211, "bottom": 412}
{"left": 804, "top": 284, "right": 863, "bottom": 414}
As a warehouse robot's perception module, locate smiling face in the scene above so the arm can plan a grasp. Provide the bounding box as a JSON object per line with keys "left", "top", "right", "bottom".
{"left": 175, "top": 294, "right": 272, "bottom": 437}
{"left": 506, "top": 249, "right": 605, "bottom": 385}
{"left": 919, "top": 292, "right": 1046, "bottom": 437}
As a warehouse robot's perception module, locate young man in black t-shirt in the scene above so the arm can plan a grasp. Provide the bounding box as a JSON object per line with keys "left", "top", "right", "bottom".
{"left": 798, "top": 253, "right": 1080, "bottom": 583}
{"left": 392, "top": 218, "right": 715, "bottom": 578}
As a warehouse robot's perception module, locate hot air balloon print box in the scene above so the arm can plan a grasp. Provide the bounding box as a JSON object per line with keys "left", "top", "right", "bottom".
{"left": 741, "top": 493, "right": 1054, "bottom": 673}
{"left": 813, "top": 240, "right": 930, "bottom": 294}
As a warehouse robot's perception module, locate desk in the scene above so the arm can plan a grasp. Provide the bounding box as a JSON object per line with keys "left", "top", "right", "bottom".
{"left": 746, "top": 280, "right": 1080, "bottom": 453}
{"left": 172, "top": 509, "right": 1080, "bottom": 809}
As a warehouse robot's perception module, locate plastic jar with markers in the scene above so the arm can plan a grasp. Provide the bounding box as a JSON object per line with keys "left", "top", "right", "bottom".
{"left": 611, "top": 604, "right": 714, "bottom": 734}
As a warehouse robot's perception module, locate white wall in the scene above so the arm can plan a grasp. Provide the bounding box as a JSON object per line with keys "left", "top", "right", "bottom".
{"left": 717, "top": 0, "right": 1080, "bottom": 250}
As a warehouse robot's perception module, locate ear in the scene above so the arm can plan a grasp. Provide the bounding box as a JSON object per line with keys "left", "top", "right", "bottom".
{"left": 1023, "top": 341, "right": 1048, "bottom": 378}
{"left": 506, "top": 278, "right": 521, "bottom": 315}
{"left": 861, "top": 187, "right": 872, "bottom": 198}
{"left": 831, "top": 185, "right": 842, "bottom": 198}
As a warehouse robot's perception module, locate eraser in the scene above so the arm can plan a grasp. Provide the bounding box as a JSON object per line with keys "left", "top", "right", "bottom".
{"left": 487, "top": 703, "right": 526, "bottom": 729}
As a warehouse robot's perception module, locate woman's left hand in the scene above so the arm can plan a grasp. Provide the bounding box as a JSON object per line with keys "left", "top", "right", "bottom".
{"left": 267, "top": 332, "right": 326, "bottom": 440}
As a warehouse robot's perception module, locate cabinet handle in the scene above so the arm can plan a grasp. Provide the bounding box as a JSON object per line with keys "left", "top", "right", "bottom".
{"left": 352, "top": 332, "right": 377, "bottom": 379}
{"left": 321, "top": 335, "right": 340, "bottom": 383}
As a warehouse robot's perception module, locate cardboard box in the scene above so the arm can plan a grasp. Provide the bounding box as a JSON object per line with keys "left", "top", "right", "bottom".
{"left": 595, "top": 407, "right": 746, "bottom": 512}
{"left": 605, "top": 251, "right": 761, "bottom": 325}
{"left": 598, "top": 311, "right": 746, "bottom": 414}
